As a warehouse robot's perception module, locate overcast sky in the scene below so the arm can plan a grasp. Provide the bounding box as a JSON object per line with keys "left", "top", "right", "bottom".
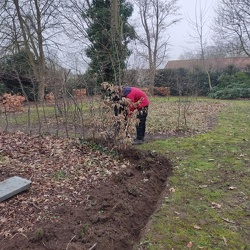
{"left": 168, "top": 0, "right": 217, "bottom": 61}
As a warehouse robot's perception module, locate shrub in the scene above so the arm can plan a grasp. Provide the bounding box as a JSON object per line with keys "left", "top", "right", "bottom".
{"left": 209, "top": 72, "right": 250, "bottom": 99}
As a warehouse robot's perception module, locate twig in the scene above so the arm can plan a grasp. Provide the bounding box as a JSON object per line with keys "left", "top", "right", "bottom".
{"left": 30, "top": 202, "right": 42, "bottom": 210}
{"left": 222, "top": 218, "right": 235, "bottom": 224}
{"left": 88, "top": 243, "right": 97, "bottom": 250}
{"left": 66, "top": 235, "right": 76, "bottom": 250}
{"left": 11, "top": 233, "right": 28, "bottom": 239}
{"left": 42, "top": 241, "right": 49, "bottom": 249}
{"left": 222, "top": 236, "right": 228, "bottom": 246}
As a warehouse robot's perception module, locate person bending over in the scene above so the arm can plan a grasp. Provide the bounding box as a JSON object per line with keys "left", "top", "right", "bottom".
{"left": 122, "top": 86, "right": 149, "bottom": 145}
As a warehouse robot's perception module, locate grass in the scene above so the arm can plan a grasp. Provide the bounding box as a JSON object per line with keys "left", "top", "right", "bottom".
{"left": 138, "top": 100, "right": 250, "bottom": 249}
{"left": 51, "top": 170, "right": 67, "bottom": 181}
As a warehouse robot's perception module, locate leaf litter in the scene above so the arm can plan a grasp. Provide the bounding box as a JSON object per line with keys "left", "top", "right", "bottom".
{"left": 0, "top": 131, "right": 172, "bottom": 250}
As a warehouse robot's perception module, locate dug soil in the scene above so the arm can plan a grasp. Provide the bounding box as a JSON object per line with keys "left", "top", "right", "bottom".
{"left": 0, "top": 146, "right": 172, "bottom": 250}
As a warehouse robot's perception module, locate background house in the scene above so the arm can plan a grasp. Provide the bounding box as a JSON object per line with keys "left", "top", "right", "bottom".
{"left": 165, "top": 57, "right": 250, "bottom": 71}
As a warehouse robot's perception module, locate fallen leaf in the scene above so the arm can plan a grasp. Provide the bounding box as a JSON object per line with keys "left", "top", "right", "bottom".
{"left": 195, "top": 168, "right": 202, "bottom": 172}
{"left": 222, "top": 236, "right": 228, "bottom": 246}
{"left": 187, "top": 241, "right": 193, "bottom": 248}
{"left": 0, "top": 217, "right": 7, "bottom": 223}
{"left": 211, "top": 202, "right": 222, "bottom": 209}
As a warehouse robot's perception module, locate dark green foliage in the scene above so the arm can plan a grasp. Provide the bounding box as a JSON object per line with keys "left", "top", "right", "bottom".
{"left": 0, "top": 50, "right": 37, "bottom": 100}
{"left": 224, "top": 64, "right": 239, "bottom": 75}
{"left": 81, "top": 70, "right": 98, "bottom": 95}
{"left": 0, "top": 82, "right": 7, "bottom": 95}
{"left": 0, "top": 49, "right": 34, "bottom": 78}
{"left": 155, "top": 68, "right": 221, "bottom": 96}
{"left": 84, "top": 0, "right": 135, "bottom": 85}
{"left": 209, "top": 72, "right": 250, "bottom": 99}
{"left": 155, "top": 63, "right": 250, "bottom": 98}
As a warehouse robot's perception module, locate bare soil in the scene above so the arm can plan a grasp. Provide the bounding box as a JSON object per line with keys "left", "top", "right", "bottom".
{"left": 0, "top": 142, "right": 172, "bottom": 250}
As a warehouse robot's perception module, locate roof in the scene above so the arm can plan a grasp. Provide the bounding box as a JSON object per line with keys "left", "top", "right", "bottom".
{"left": 165, "top": 57, "right": 250, "bottom": 71}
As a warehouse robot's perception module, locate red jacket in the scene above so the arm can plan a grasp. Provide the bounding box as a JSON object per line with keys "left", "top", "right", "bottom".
{"left": 123, "top": 87, "right": 150, "bottom": 111}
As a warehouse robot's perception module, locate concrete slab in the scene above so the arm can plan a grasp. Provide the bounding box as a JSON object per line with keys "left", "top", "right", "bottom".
{"left": 0, "top": 176, "right": 32, "bottom": 202}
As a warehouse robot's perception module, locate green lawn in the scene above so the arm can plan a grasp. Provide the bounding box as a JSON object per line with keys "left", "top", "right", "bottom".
{"left": 138, "top": 100, "right": 250, "bottom": 250}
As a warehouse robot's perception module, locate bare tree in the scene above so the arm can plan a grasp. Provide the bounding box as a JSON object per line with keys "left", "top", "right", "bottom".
{"left": 0, "top": 0, "right": 63, "bottom": 101}
{"left": 214, "top": 0, "right": 250, "bottom": 57}
{"left": 186, "top": 0, "right": 213, "bottom": 90}
{"left": 187, "top": 1, "right": 211, "bottom": 59}
{"left": 133, "top": 0, "right": 180, "bottom": 93}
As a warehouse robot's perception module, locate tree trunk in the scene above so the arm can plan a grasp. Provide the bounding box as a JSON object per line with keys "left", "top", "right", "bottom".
{"left": 13, "top": 0, "right": 46, "bottom": 102}
{"left": 35, "top": 0, "right": 46, "bottom": 102}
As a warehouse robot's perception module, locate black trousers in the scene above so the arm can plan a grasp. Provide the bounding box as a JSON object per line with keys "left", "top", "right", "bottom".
{"left": 136, "top": 106, "right": 148, "bottom": 140}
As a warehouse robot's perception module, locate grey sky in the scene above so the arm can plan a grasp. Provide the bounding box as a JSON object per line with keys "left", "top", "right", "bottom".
{"left": 168, "top": 0, "right": 217, "bottom": 61}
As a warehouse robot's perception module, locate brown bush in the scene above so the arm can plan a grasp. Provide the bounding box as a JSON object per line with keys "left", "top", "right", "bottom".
{"left": 72, "top": 88, "right": 86, "bottom": 98}
{"left": 0, "top": 93, "right": 26, "bottom": 112}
